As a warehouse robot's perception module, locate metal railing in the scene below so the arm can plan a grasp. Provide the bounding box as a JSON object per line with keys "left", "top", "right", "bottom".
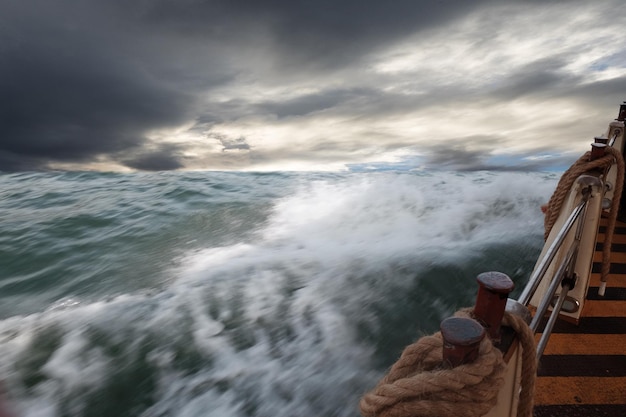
{"left": 517, "top": 199, "right": 587, "bottom": 307}
{"left": 515, "top": 182, "right": 595, "bottom": 359}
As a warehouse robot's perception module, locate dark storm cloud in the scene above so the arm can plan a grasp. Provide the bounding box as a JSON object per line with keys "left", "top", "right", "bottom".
{"left": 490, "top": 57, "right": 578, "bottom": 100}
{"left": 0, "top": 50, "right": 192, "bottom": 160}
{"left": 121, "top": 145, "right": 185, "bottom": 171}
{"left": 0, "top": 0, "right": 488, "bottom": 171}
{"left": 419, "top": 135, "right": 585, "bottom": 172}
{"left": 256, "top": 89, "right": 371, "bottom": 118}
{"left": 486, "top": 55, "right": 626, "bottom": 110}
{"left": 0, "top": 0, "right": 198, "bottom": 171}
{"left": 212, "top": 134, "right": 251, "bottom": 152}
{"left": 127, "top": 0, "right": 492, "bottom": 68}
{"left": 566, "top": 76, "right": 626, "bottom": 109}
{"left": 1, "top": 0, "right": 624, "bottom": 171}
{"left": 353, "top": 144, "right": 580, "bottom": 173}
{"left": 423, "top": 140, "right": 493, "bottom": 171}
{"left": 0, "top": 151, "right": 44, "bottom": 172}
{"left": 1, "top": 0, "right": 502, "bottom": 172}
{"left": 220, "top": 87, "right": 434, "bottom": 123}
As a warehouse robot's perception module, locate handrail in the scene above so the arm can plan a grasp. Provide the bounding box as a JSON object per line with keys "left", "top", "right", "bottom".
{"left": 535, "top": 281, "right": 572, "bottom": 358}
{"left": 530, "top": 196, "right": 585, "bottom": 357}
{"left": 517, "top": 199, "right": 587, "bottom": 306}
{"left": 516, "top": 173, "right": 601, "bottom": 364}
{"left": 528, "top": 241, "right": 578, "bottom": 333}
{"left": 529, "top": 194, "right": 587, "bottom": 332}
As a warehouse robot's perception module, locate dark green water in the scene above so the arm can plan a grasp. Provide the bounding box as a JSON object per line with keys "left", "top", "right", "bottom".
{"left": 0, "top": 170, "right": 555, "bottom": 416}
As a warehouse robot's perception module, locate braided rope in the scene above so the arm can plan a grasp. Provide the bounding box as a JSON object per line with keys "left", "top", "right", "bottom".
{"left": 600, "top": 147, "right": 624, "bottom": 284}
{"left": 359, "top": 310, "right": 536, "bottom": 417}
{"left": 543, "top": 147, "right": 625, "bottom": 285}
{"left": 456, "top": 309, "right": 537, "bottom": 417}
{"left": 544, "top": 151, "right": 611, "bottom": 239}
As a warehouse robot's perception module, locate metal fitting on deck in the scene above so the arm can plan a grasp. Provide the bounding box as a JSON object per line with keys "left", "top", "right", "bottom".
{"left": 440, "top": 317, "right": 485, "bottom": 367}
{"left": 473, "top": 271, "right": 514, "bottom": 342}
{"left": 617, "top": 101, "right": 626, "bottom": 121}
{"left": 594, "top": 136, "right": 608, "bottom": 145}
{"left": 590, "top": 143, "right": 606, "bottom": 160}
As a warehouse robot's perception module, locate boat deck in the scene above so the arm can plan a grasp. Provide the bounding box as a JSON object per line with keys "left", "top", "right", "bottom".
{"left": 534, "top": 217, "right": 626, "bottom": 416}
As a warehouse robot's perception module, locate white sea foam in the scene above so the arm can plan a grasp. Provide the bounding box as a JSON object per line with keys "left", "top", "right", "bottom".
{"left": 0, "top": 171, "right": 557, "bottom": 417}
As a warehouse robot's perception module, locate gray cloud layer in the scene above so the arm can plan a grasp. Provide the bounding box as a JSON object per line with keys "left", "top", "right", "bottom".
{"left": 1, "top": 0, "right": 625, "bottom": 171}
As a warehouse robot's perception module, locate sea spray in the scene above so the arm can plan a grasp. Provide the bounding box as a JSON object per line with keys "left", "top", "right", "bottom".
{"left": 0, "top": 170, "right": 556, "bottom": 416}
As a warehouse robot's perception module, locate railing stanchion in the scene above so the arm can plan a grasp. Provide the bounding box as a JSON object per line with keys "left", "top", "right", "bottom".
{"left": 518, "top": 200, "right": 586, "bottom": 306}
{"left": 535, "top": 283, "right": 572, "bottom": 359}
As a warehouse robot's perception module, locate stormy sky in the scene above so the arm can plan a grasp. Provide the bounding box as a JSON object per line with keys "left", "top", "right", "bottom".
{"left": 2, "top": 0, "right": 626, "bottom": 172}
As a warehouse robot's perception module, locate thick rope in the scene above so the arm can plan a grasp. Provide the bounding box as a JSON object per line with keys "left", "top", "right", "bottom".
{"left": 359, "top": 310, "right": 536, "bottom": 417}
{"left": 455, "top": 309, "right": 537, "bottom": 417}
{"left": 543, "top": 147, "right": 625, "bottom": 286}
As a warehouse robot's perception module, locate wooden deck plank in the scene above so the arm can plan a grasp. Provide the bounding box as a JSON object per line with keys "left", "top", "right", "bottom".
{"left": 534, "top": 404, "right": 626, "bottom": 417}
{"left": 581, "top": 300, "right": 626, "bottom": 317}
{"left": 534, "top": 376, "right": 626, "bottom": 405}
{"left": 591, "top": 262, "right": 626, "bottom": 275}
{"left": 531, "top": 218, "right": 626, "bottom": 412}
{"left": 593, "top": 251, "right": 626, "bottom": 263}
{"left": 595, "top": 242, "right": 626, "bottom": 253}
{"left": 596, "top": 233, "right": 626, "bottom": 244}
{"left": 546, "top": 317, "right": 626, "bottom": 334}
{"left": 533, "top": 192, "right": 626, "bottom": 412}
{"left": 538, "top": 355, "right": 626, "bottom": 377}
{"left": 598, "top": 219, "right": 626, "bottom": 230}
{"left": 586, "top": 286, "right": 626, "bottom": 300}
{"left": 538, "top": 334, "right": 626, "bottom": 355}
{"left": 589, "top": 273, "right": 626, "bottom": 287}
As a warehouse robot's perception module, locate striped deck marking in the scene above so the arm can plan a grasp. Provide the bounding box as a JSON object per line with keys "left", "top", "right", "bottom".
{"left": 548, "top": 316, "right": 626, "bottom": 334}
{"left": 538, "top": 334, "right": 626, "bottom": 355}
{"left": 581, "top": 300, "right": 626, "bottom": 317}
{"left": 591, "top": 262, "right": 626, "bottom": 275}
{"left": 593, "top": 251, "right": 626, "bottom": 264}
{"left": 596, "top": 239, "right": 626, "bottom": 250}
{"left": 597, "top": 236, "right": 626, "bottom": 245}
{"left": 589, "top": 273, "right": 626, "bottom": 288}
{"left": 534, "top": 217, "right": 626, "bottom": 416}
{"left": 586, "top": 287, "right": 626, "bottom": 300}
{"left": 534, "top": 405, "right": 626, "bottom": 417}
{"left": 538, "top": 356, "right": 626, "bottom": 376}
{"left": 534, "top": 377, "right": 626, "bottom": 403}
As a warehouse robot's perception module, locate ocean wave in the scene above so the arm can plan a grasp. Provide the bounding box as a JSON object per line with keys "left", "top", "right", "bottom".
{"left": 0, "top": 170, "right": 556, "bottom": 416}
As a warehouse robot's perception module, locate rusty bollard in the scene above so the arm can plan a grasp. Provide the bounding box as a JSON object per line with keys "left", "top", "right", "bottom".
{"left": 594, "top": 136, "right": 609, "bottom": 145}
{"left": 617, "top": 101, "right": 626, "bottom": 121}
{"left": 590, "top": 142, "right": 606, "bottom": 160}
{"left": 440, "top": 317, "right": 485, "bottom": 367}
{"left": 473, "top": 272, "right": 514, "bottom": 343}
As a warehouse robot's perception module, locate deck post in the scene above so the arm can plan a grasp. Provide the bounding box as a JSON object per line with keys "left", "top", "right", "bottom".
{"left": 440, "top": 317, "right": 485, "bottom": 367}
{"left": 473, "top": 271, "right": 514, "bottom": 342}
{"left": 617, "top": 101, "right": 626, "bottom": 121}
{"left": 590, "top": 142, "right": 606, "bottom": 160}
{"left": 595, "top": 136, "right": 609, "bottom": 144}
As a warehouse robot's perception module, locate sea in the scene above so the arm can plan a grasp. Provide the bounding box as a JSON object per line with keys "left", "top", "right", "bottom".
{"left": 0, "top": 170, "right": 558, "bottom": 417}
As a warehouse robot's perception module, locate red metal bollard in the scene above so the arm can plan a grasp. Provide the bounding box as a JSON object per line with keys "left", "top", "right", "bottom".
{"left": 473, "top": 271, "right": 514, "bottom": 342}
{"left": 590, "top": 143, "right": 606, "bottom": 160}
{"left": 440, "top": 317, "right": 485, "bottom": 368}
{"left": 594, "top": 136, "right": 608, "bottom": 145}
{"left": 617, "top": 102, "right": 626, "bottom": 122}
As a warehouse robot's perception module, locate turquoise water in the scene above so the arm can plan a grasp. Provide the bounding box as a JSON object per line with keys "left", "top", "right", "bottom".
{"left": 0, "top": 170, "right": 556, "bottom": 417}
